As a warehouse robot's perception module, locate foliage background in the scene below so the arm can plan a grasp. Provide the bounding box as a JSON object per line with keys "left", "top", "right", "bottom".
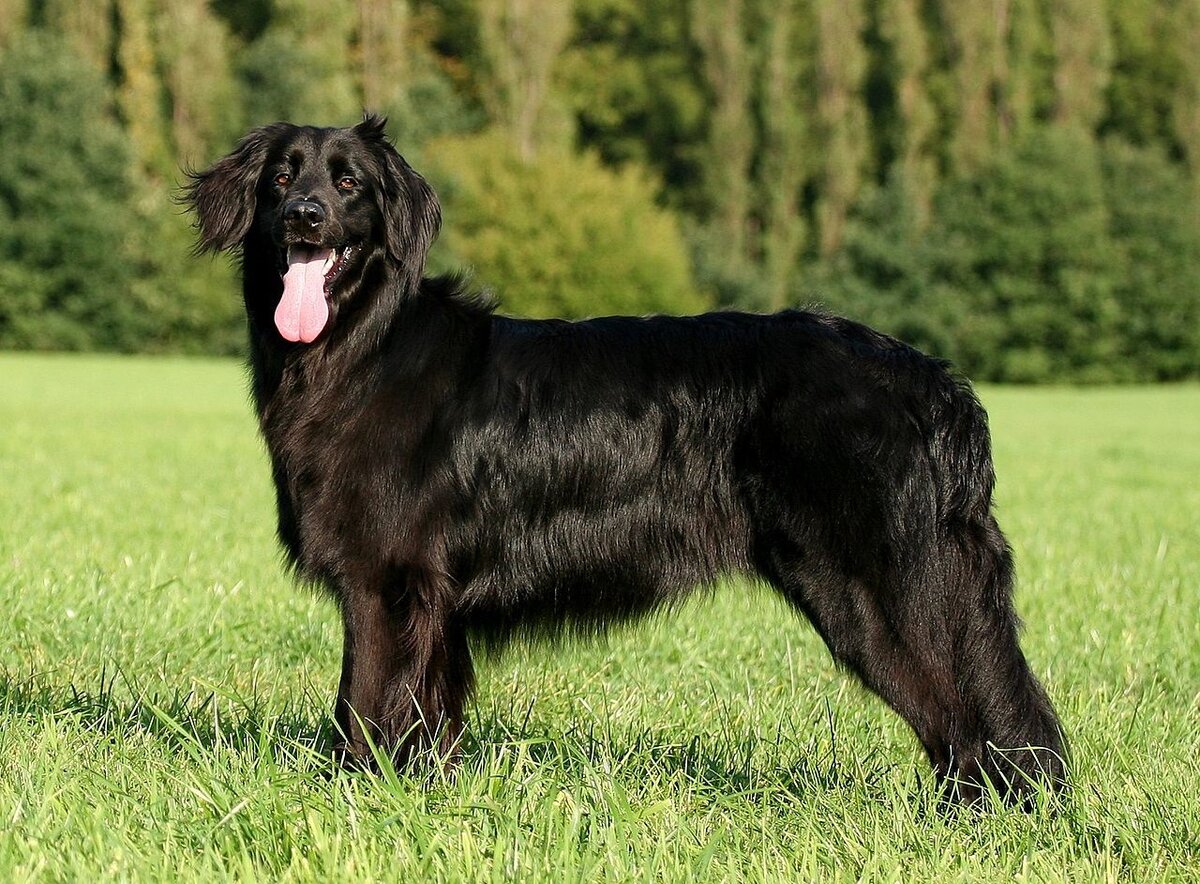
{"left": 1, "top": 0, "right": 1198, "bottom": 381}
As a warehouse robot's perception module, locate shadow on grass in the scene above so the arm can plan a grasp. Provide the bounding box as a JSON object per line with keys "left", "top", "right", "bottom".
{"left": 0, "top": 665, "right": 334, "bottom": 771}
{"left": 1, "top": 666, "right": 899, "bottom": 807}
{"left": 461, "top": 700, "right": 878, "bottom": 807}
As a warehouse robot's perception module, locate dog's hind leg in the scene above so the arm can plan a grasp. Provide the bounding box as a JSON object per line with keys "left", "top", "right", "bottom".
{"left": 762, "top": 543, "right": 961, "bottom": 789}
{"left": 929, "top": 516, "right": 1068, "bottom": 806}
{"left": 761, "top": 521, "right": 1066, "bottom": 807}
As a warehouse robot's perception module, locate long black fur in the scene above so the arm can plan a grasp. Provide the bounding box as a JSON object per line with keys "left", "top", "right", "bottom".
{"left": 185, "top": 115, "right": 1066, "bottom": 805}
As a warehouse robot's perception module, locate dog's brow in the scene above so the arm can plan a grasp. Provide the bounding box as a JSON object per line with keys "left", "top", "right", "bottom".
{"left": 327, "top": 152, "right": 361, "bottom": 175}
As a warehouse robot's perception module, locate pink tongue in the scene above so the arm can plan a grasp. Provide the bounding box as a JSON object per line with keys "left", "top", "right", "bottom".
{"left": 275, "top": 247, "right": 332, "bottom": 343}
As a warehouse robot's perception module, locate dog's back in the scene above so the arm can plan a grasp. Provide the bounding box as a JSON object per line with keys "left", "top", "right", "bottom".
{"left": 445, "top": 307, "right": 960, "bottom": 636}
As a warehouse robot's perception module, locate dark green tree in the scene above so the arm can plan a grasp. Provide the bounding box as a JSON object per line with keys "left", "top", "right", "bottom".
{"left": 930, "top": 125, "right": 1121, "bottom": 381}
{"left": 157, "top": 0, "right": 242, "bottom": 169}
{"left": 875, "top": 0, "right": 937, "bottom": 229}
{"left": 210, "top": 0, "right": 272, "bottom": 41}
{"left": 0, "top": 31, "right": 141, "bottom": 350}
{"left": 1001, "top": 0, "right": 1054, "bottom": 142}
{"left": 801, "top": 176, "right": 953, "bottom": 358}
{"left": 934, "top": 0, "right": 1003, "bottom": 173}
{"left": 562, "top": 0, "right": 706, "bottom": 210}
{"left": 356, "top": 0, "right": 480, "bottom": 145}
{"left": 691, "top": 0, "right": 754, "bottom": 261}
{"left": 1101, "top": 139, "right": 1200, "bottom": 378}
{"left": 756, "top": 0, "right": 809, "bottom": 309}
{"left": 0, "top": 0, "right": 25, "bottom": 48}
{"left": 814, "top": 0, "right": 869, "bottom": 257}
{"left": 1102, "top": 0, "right": 1182, "bottom": 148}
{"left": 238, "top": 0, "right": 359, "bottom": 128}
{"left": 477, "top": 0, "right": 573, "bottom": 159}
{"left": 359, "top": 0, "right": 412, "bottom": 116}
{"left": 1174, "top": 0, "right": 1200, "bottom": 203}
{"left": 42, "top": 0, "right": 115, "bottom": 73}
{"left": 116, "top": 0, "right": 173, "bottom": 187}
{"left": 1050, "top": 0, "right": 1112, "bottom": 131}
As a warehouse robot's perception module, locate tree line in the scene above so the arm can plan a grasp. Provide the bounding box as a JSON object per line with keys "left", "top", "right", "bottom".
{"left": 1, "top": 0, "right": 1198, "bottom": 380}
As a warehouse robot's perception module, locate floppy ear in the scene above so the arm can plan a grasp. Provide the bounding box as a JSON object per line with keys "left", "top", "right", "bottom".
{"left": 356, "top": 114, "right": 442, "bottom": 291}
{"left": 183, "top": 124, "right": 287, "bottom": 253}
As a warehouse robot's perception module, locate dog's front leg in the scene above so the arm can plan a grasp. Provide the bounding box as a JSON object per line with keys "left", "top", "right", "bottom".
{"left": 333, "top": 585, "right": 399, "bottom": 767}
{"left": 383, "top": 607, "right": 473, "bottom": 771}
{"left": 334, "top": 571, "right": 473, "bottom": 772}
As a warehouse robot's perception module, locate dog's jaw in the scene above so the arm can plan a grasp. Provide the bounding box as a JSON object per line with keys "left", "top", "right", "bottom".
{"left": 274, "top": 244, "right": 358, "bottom": 343}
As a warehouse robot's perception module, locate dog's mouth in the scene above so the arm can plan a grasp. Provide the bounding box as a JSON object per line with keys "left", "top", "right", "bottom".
{"left": 275, "top": 244, "right": 357, "bottom": 343}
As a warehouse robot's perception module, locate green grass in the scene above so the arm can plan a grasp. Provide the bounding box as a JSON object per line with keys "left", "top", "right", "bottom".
{"left": 1, "top": 352, "right": 1198, "bottom": 881}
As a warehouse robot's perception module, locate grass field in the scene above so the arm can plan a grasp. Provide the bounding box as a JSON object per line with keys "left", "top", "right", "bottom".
{"left": 1, "top": 353, "right": 1198, "bottom": 881}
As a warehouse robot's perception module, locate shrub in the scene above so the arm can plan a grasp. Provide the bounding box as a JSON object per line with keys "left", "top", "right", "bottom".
{"left": 125, "top": 204, "right": 244, "bottom": 356}
{"left": 799, "top": 172, "right": 968, "bottom": 363}
{"left": 422, "top": 130, "right": 706, "bottom": 318}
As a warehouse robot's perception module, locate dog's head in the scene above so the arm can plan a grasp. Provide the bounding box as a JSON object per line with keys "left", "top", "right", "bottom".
{"left": 184, "top": 114, "right": 440, "bottom": 343}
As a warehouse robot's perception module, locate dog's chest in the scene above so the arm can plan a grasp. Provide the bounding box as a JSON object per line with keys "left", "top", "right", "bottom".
{"left": 259, "top": 369, "right": 433, "bottom": 571}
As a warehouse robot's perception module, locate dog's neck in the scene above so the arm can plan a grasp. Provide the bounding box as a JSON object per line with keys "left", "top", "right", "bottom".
{"left": 242, "top": 244, "right": 388, "bottom": 405}
{"left": 241, "top": 245, "right": 489, "bottom": 425}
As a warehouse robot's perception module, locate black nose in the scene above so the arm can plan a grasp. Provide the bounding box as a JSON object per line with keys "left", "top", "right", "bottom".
{"left": 285, "top": 199, "right": 326, "bottom": 228}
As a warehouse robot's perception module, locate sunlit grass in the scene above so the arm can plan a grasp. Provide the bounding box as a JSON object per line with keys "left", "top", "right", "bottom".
{"left": 1, "top": 353, "right": 1197, "bottom": 880}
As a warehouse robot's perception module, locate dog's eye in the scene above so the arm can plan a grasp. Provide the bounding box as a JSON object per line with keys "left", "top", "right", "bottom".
{"left": 274, "top": 172, "right": 291, "bottom": 187}
{"left": 337, "top": 176, "right": 358, "bottom": 191}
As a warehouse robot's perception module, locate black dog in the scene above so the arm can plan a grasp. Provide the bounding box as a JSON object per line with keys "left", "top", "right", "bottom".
{"left": 185, "top": 115, "right": 1065, "bottom": 805}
